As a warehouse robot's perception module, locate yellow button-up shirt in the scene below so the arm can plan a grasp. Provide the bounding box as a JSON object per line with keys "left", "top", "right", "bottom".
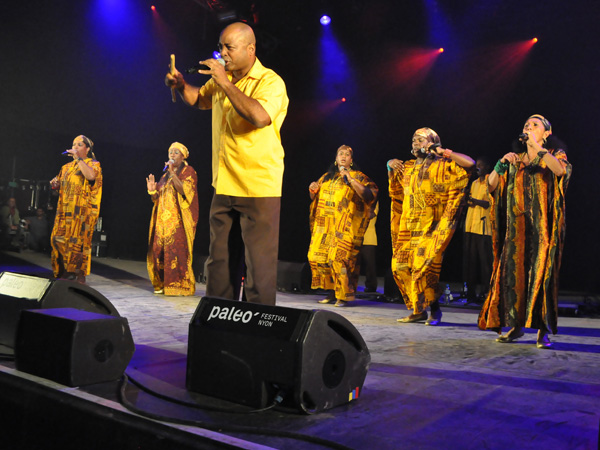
{"left": 198, "top": 58, "right": 289, "bottom": 197}
{"left": 363, "top": 202, "right": 379, "bottom": 246}
{"left": 465, "top": 177, "right": 491, "bottom": 236}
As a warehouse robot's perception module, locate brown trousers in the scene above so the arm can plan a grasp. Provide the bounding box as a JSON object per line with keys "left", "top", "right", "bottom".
{"left": 205, "top": 193, "right": 280, "bottom": 305}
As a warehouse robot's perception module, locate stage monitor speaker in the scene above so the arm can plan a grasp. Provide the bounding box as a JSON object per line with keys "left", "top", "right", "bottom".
{"left": 0, "top": 272, "right": 120, "bottom": 352}
{"left": 186, "top": 297, "right": 370, "bottom": 414}
{"left": 277, "top": 261, "right": 312, "bottom": 293}
{"left": 15, "top": 308, "right": 135, "bottom": 386}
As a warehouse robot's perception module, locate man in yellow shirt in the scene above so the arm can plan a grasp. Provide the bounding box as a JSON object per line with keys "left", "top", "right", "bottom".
{"left": 463, "top": 158, "right": 493, "bottom": 304}
{"left": 166, "top": 22, "right": 289, "bottom": 305}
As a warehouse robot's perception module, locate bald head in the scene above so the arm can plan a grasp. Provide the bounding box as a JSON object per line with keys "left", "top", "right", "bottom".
{"left": 221, "top": 22, "right": 256, "bottom": 46}
{"left": 218, "top": 22, "right": 257, "bottom": 78}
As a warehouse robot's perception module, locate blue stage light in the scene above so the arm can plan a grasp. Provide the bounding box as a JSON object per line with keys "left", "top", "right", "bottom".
{"left": 320, "top": 15, "right": 331, "bottom": 26}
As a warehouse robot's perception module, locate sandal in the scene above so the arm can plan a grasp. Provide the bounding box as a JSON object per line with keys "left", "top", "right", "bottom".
{"left": 397, "top": 311, "right": 428, "bottom": 323}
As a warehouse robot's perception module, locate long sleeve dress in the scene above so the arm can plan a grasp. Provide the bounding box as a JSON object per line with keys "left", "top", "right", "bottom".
{"left": 308, "top": 170, "right": 378, "bottom": 302}
{"left": 478, "top": 149, "right": 571, "bottom": 334}
{"left": 389, "top": 156, "right": 469, "bottom": 313}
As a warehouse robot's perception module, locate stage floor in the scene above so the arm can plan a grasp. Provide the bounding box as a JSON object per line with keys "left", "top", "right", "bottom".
{"left": 1, "top": 250, "right": 599, "bottom": 449}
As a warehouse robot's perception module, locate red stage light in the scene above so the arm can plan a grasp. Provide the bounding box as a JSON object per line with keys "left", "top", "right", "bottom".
{"left": 388, "top": 47, "right": 443, "bottom": 92}
{"left": 341, "top": 97, "right": 346, "bottom": 102}
{"left": 532, "top": 37, "right": 538, "bottom": 43}
{"left": 151, "top": 5, "right": 156, "bottom": 11}
{"left": 438, "top": 48, "right": 444, "bottom": 53}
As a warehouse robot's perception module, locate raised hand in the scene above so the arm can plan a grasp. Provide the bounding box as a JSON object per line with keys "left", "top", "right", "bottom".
{"left": 146, "top": 174, "right": 157, "bottom": 192}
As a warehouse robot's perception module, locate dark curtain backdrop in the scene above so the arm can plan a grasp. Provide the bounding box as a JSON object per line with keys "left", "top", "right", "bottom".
{"left": 1, "top": 0, "right": 598, "bottom": 294}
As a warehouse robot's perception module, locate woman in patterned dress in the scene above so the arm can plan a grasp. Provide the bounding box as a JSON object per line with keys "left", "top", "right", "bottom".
{"left": 307, "top": 145, "right": 378, "bottom": 307}
{"left": 146, "top": 142, "right": 199, "bottom": 296}
{"left": 50, "top": 135, "right": 102, "bottom": 284}
{"left": 388, "top": 128, "right": 474, "bottom": 325}
{"left": 478, "top": 115, "right": 571, "bottom": 348}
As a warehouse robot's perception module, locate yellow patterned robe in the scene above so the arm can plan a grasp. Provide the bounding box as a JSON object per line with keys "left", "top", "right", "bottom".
{"left": 51, "top": 158, "right": 102, "bottom": 277}
{"left": 308, "top": 170, "right": 378, "bottom": 301}
{"left": 147, "top": 165, "right": 199, "bottom": 296}
{"left": 390, "top": 156, "right": 468, "bottom": 313}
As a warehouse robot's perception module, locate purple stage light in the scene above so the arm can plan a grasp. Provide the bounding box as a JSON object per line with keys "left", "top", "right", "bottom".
{"left": 320, "top": 15, "right": 331, "bottom": 26}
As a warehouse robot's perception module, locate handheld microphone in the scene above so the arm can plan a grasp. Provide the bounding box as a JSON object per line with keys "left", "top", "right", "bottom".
{"left": 414, "top": 142, "right": 440, "bottom": 157}
{"left": 426, "top": 143, "right": 441, "bottom": 158}
{"left": 519, "top": 133, "right": 528, "bottom": 141}
{"left": 186, "top": 58, "right": 226, "bottom": 74}
{"left": 163, "top": 159, "right": 175, "bottom": 172}
{"left": 61, "top": 150, "right": 71, "bottom": 155}
{"left": 339, "top": 166, "right": 351, "bottom": 185}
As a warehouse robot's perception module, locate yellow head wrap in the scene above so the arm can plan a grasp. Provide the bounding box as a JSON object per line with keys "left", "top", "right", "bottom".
{"left": 169, "top": 142, "right": 189, "bottom": 159}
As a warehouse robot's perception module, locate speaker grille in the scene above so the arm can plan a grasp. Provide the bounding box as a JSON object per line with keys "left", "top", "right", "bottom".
{"left": 322, "top": 350, "right": 346, "bottom": 388}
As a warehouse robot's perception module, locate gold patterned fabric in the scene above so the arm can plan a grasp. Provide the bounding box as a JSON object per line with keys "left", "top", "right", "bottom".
{"left": 390, "top": 156, "right": 469, "bottom": 313}
{"left": 464, "top": 177, "right": 492, "bottom": 236}
{"left": 51, "top": 159, "right": 102, "bottom": 277}
{"left": 478, "top": 149, "right": 571, "bottom": 334}
{"left": 308, "top": 171, "right": 378, "bottom": 301}
{"left": 147, "top": 165, "right": 199, "bottom": 296}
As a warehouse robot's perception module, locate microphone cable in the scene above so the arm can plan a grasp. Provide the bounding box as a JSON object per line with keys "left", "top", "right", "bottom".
{"left": 118, "top": 372, "right": 354, "bottom": 450}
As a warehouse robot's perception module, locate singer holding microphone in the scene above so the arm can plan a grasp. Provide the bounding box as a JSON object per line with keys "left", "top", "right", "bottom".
{"left": 478, "top": 114, "right": 572, "bottom": 348}
{"left": 49, "top": 135, "right": 102, "bottom": 284}
{"left": 146, "top": 142, "right": 199, "bottom": 296}
{"left": 307, "top": 145, "right": 378, "bottom": 307}
{"left": 388, "top": 128, "right": 474, "bottom": 325}
{"left": 164, "top": 22, "right": 288, "bottom": 306}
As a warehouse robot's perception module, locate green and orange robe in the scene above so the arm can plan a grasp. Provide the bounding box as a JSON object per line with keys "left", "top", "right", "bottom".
{"left": 147, "top": 165, "right": 199, "bottom": 296}
{"left": 390, "top": 156, "right": 469, "bottom": 313}
{"left": 308, "top": 170, "right": 378, "bottom": 302}
{"left": 51, "top": 158, "right": 102, "bottom": 278}
{"left": 478, "top": 149, "right": 571, "bottom": 334}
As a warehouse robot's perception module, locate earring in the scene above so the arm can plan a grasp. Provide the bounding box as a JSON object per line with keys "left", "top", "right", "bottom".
{"left": 334, "top": 161, "right": 337, "bottom": 166}
{"left": 350, "top": 162, "right": 353, "bottom": 167}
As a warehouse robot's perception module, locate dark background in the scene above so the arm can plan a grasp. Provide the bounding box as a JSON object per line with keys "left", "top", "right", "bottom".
{"left": 1, "top": 0, "right": 598, "bottom": 294}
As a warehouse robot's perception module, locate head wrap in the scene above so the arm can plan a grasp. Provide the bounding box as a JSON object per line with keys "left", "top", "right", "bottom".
{"left": 79, "top": 135, "right": 94, "bottom": 149}
{"left": 169, "top": 142, "right": 189, "bottom": 159}
{"left": 527, "top": 114, "right": 552, "bottom": 133}
{"left": 413, "top": 127, "right": 441, "bottom": 146}
{"left": 336, "top": 144, "right": 353, "bottom": 157}
{"left": 76, "top": 135, "right": 96, "bottom": 159}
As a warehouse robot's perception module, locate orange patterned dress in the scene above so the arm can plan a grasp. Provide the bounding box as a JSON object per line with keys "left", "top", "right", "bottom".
{"left": 51, "top": 158, "right": 102, "bottom": 277}
{"left": 389, "top": 156, "right": 469, "bottom": 313}
{"left": 478, "top": 149, "right": 571, "bottom": 334}
{"left": 147, "top": 165, "right": 199, "bottom": 296}
{"left": 307, "top": 170, "right": 378, "bottom": 302}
